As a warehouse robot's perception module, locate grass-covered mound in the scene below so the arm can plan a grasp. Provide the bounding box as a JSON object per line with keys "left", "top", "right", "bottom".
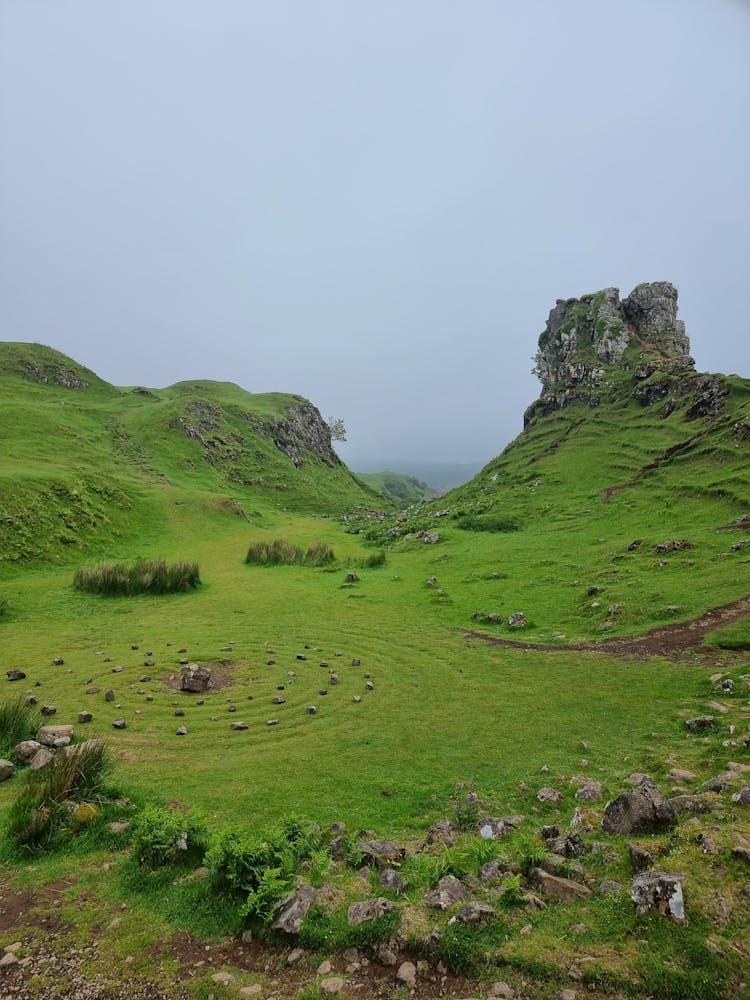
{"left": 73, "top": 558, "right": 200, "bottom": 595}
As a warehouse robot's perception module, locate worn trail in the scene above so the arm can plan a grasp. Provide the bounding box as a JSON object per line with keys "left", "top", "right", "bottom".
{"left": 462, "top": 594, "right": 750, "bottom": 659}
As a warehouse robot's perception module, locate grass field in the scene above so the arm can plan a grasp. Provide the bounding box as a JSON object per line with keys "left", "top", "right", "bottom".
{"left": 1, "top": 342, "right": 750, "bottom": 998}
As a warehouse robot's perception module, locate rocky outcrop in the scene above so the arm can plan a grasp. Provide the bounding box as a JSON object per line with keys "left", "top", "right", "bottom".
{"left": 270, "top": 401, "right": 341, "bottom": 468}
{"left": 524, "top": 281, "right": 725, "bottom": 426}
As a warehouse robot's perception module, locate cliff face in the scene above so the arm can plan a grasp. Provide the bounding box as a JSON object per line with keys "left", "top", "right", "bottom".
{"left": 525, "top": 282, "right": 724, "bottom": 425}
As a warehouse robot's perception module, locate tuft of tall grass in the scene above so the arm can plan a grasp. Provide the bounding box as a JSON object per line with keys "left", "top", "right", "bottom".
{"left": 245, "top": 539, "right": 335, "bottom": 567}
{"left": 0, "top": 596, "right": 7, "bottom": 617}
{"left": 73, "top": 558, "right": 200, "bottom": 596}
{"left": 7, "top": 739, "right": 111, "bottom": 847}
{"left": 0, "top": 695, "right": 42, "bottom": 758}
{"left": 455, "top": 513, "right": 521, "bottom": 533}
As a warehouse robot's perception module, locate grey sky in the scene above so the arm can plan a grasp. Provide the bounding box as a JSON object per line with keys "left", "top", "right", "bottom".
{"left": 1, "top": 1, "right": 748, "bottom": 468}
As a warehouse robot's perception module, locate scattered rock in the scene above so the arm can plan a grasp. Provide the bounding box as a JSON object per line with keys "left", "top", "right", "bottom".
{"left": 320, "top": 977, "right": 345, "bottom": 995}
{"left": 631, "top": 871, "right": 685, "bottom": 921}
{"left": 629, "top": 843, "right": 652, "bottom": 872}
{"left": 575, "top": 781, "right": 602, "bottom": 802}
{"left": 30, "top": 747, "right": 54, "bottom": 770}
{"left": 602, "top": 777, "right": 677, "bottom": 834}
{"left": 529, "top": 868, "right": 591, "bottom": 902}
{"left": 396, "top": 961, "right": 416, "bottom": 988}
{"left": 424, "top": 875, "right": 467, "bottom": 909}
{"left": 380, "top": 868, "right": 405, "bottom": 894}
{"left": 358, "top": 839, "right": 405, "bottom": 868}
{"left": 347, "top": 897, "right": 394, "bottom": 925}
{"left": 685, "top": 715, "right": 715, "bottom": 732}
{"left": 731, "top": 786, "right": 750, "bottom": 805}
{"left": 230, "top": 722, "right": 249, "bottom": 730}
{"left": 273, "top": 885, "right": 318, "bottom": 934}
{"left": 537, "top": 786, "right": 562, "bottom": 804}
{"left": 599, "top": 880, "right": 624, "bottom": 893}
{"left": 6, "top": 670, "right": 26, "bottom": 681}
{"left": 508, "top": 612, "right": 527, "bottom": 628}
{"left": 14, "top": 740, "right": 42, "bottom": 762}
{"left": 104, "top": 689, "right": 115, "bottom": 702}
{"left": 77, "top": 711, "right": 93, "bottom": 724}
{"left": 112, "top": 719, "right": 127, "bottom": 730}
{"left": 450, "top": 901, "right": 497, "bottom": 924}
{"left": 0, "top": 760, "right": 14, "bottom": 782}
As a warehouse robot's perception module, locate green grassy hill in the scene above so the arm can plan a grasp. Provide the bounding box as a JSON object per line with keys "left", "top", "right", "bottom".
{"left": 354, "top": 470, "right": 440, "bottom": 506}
{"left": 1, "top": 297, "right": 749, "bottom": 999}
{"left": 0, "top": 342, "right": 381, "bottom": 563}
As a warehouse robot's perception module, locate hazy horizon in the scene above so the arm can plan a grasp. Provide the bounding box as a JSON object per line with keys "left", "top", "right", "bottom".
{"left": 2, "top": 1, "right": 748, "bottom": 465}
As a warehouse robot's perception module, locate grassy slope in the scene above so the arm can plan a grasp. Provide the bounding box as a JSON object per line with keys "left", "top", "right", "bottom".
{"left": 0, "top": 343, "right": 379, "bottom": 563}
{"left": 1, "top": 344, "right": 749, "bottom": 997}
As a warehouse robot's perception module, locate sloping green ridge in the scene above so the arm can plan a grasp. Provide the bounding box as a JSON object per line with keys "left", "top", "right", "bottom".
{"left": 0, "top": 342, "right": 381, "bottom": 563}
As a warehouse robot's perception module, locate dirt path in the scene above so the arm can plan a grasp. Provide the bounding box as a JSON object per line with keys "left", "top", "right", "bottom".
{"left": 462, "top": 593, "right": 750, "bottom": 659}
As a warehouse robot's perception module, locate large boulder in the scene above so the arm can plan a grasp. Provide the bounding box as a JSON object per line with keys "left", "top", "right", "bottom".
{"left": 602, "top": 777, "right": 677, "bottom": 835}
{"left": 180, "top": 664, "right": 212, "bottom": 694}
{"left": 272, "top": 885, "right": 317, "bottom": 934}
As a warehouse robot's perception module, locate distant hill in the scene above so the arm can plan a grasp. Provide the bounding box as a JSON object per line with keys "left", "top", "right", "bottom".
{"left": 354, "top": 470, "right": 440, "bottom": 507}
{"left": 0, "top": 342, "right": 382, "bottom": 561}
{"left": 351, "top": 459, "right": 484, "bottom": 493}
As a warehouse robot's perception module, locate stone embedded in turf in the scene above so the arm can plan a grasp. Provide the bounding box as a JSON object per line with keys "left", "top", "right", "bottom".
{"left": 112, "top": 718, "right": 127, "bottom": 729}
{"left": 424, "top": 875, "right": 467, "bottom": 909}
{"left": 426, "top": 819, "right": 456, "bottom": 847}
{"left": 273, "top": 885, "right": 317, "bottom": 934}
{"left": 450, "top": 900, "right": 497, "bottom": 925}
{"left": 176, "top": 726, "right": 187, "bottom": 736}
{"left": 104, "top": 689, "right": 115, "bottom": 702}
{"left": 230, "top": 721, "right": 248, "bottom": 730}
{"left": 536, "top": 786, "right": 561, "bottom": 803}
{"left": 180, "top": 663, "right": 212, "bottom": 693}
{"left": 347, "top": 897, "right": 394, "bottom": 925}
{"left": 77, "top": 712, "right": 93, "bottom": 723}
{"left": 631, "top": 871, "right": 685, "bottom": 920}
{"left": 529, "top": 867, "right": 591, "bottom": 901}
{"left": 0, "top": 760, "right": 14, "bottom": 781}
{"left": 685, "top": 714, "right": 715, "bottom": 731}
{"left": 6, "top": 669, "right": 26, "bottom": 681}
{"left": 380, "top": 868, "right": 405, "bottom": 894}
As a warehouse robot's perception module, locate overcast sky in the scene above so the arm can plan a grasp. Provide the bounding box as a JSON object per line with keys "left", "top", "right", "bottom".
{"left": 1, "top": 1, "right": 748, "bottom": 468}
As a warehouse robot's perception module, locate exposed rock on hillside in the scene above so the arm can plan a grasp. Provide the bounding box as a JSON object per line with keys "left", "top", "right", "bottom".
{"left": 174, "top": 398, "right": 340, "bottom": 469}
{"left": 525, "top": 281, "right": 725, "bottom": 426}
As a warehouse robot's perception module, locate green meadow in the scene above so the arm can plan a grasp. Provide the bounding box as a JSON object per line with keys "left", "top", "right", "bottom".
{"left": 1, "top": 342, "right": 749, "bottom": 998}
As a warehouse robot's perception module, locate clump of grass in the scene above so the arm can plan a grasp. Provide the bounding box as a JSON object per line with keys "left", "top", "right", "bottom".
{"left": 245, "top": 539, "right": 335, "bottom": 566}
{"left": 7, "top": 739, "right": 111, "bottom": 847}
{"left": 0, "top": 597, "right": 7, "bottom": 617}
{"left": 73, "top": 558, "right": 200, "bottom": 596}
{"left": 0, "top": 695, "right": 42, "bottom": 758}
{"left": 455, "top": 513, "right": 521, "bottom": 532}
